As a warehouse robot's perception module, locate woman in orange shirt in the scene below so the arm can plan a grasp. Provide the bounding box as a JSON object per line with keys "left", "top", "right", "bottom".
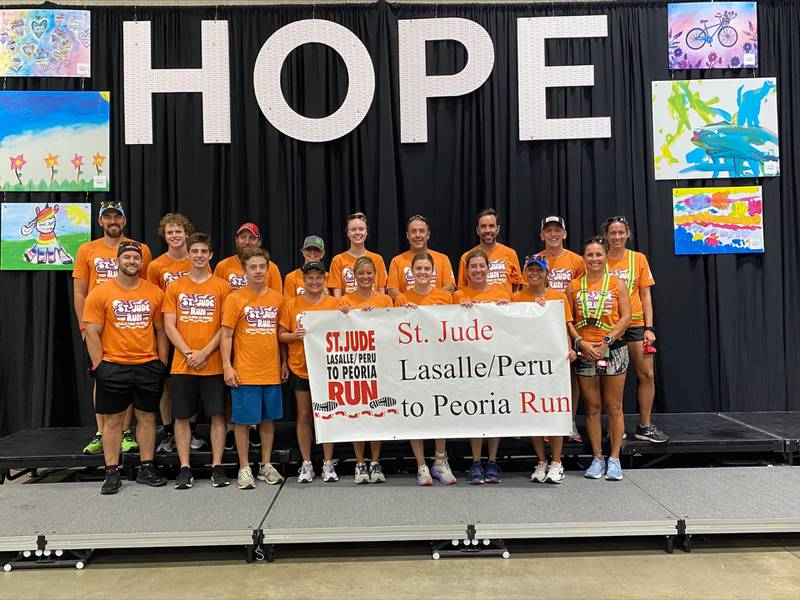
{"left": 338, "top": 256, "right": 392, "bottom": 484}
{"left": 453, "top": 249, "right": 511, "bottom": 485}
{"left": 328, "top": 212, "right": 387, "bottom": 297}
{"left": 567, "top": 237, "right": 631, "bottom": 482}
{"left": 394, "top": 252, "right": 457, "bottom": 485}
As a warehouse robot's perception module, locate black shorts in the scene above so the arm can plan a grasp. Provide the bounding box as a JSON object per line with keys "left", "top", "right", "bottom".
{"left": 624, "top": 327, "right": 645, "bottom": 343}
{"left": 170, "top": 374, "right": 225, "bottom": 420}
{"left": 288, "top": 372, "right": 310, "bottom": 392}
{"left": 94, "top": 360, "right": 168, "bottom": 415}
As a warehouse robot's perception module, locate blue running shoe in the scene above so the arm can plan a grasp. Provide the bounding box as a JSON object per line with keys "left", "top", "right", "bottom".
{"left": 484, "top": 461, "right": 502, "bottom": 484}
{"left": 584, "top": 456, "right": 606, "bottom": 479}
{"left": 605, "top": 457, "right": 623, "bottom": 481}
{"left": 467, "top": 462, "right": 485, "bottom": 485}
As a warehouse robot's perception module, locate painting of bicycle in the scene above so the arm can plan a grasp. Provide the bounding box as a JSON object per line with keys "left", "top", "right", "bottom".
{"left": 668, "top": 2, "right": 758, "bottom": 69}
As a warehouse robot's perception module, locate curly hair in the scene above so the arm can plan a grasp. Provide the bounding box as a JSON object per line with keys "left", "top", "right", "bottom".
{"left": 158, "top": 213, "right": 194, "bottom": 239}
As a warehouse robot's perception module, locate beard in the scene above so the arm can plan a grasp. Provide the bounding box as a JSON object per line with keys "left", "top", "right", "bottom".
{"left": 104, "top": 225, "right": 123, "bottom": 238}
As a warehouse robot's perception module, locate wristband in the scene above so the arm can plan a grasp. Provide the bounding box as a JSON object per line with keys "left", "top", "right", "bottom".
{"left": 79, "top": 326, "right": 86, "bottom": 332}
{"left": 644, "top": 326, "right": 655, "bottom": 333}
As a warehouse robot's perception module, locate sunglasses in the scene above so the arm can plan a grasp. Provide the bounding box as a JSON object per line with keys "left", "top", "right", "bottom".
{"left": 407, "top": 214, "right": 429, "bottom": 225}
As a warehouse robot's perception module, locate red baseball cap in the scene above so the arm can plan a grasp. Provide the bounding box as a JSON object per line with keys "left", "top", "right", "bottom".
{"left": 236, "top": 222, "right": 260, "bottom": 237}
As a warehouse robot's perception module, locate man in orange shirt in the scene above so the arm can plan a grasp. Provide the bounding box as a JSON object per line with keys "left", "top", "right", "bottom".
{"left": 214, "top": 223, "right": 283, "bottom": 293}
{"left": 163, "top": 233, "right": 231, "bottom": 489}
{"left": 387, "top": 215, "right": 455, "bottom": 300}
{"left": 539, "top": 215, "right": 586, "bottom": 293}
{"left": 83, "top": 241, "right": 170, "bottom": 495}
{"left": 283, "top": 235, "right": 329, "bottom": 298}
{"left": 73, "top": 201, "right": 153, "bottom": 456}
{"left": 457, "top": 208, "right": 522, "bottom": 294}
{"left": 221, "top": 247, "right": 288, "bottom": 490}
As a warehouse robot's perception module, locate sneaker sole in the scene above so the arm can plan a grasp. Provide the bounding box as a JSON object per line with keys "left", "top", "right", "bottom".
{"left": 174, "top": 481, "right": 193, "bottom": 489}
{"left": 137, "top": 480, "right": 168, "bottom": 487}
{"left": 634, "top": 434, "right": 669, "bottom": 443}
{"left": 468, "top": 480, "right": 484, "bottom": 485}
{"left": 298, "top": 478, "right": 313, "bottom": 483}
{"left": 369, "top": 478, "right": 386, "bottom": 484}
{"left": 605, "top": 475, "right": 624, "bottom": 481}
{"left": 354, "top": 478, "right": 369, "bottom": 484}
{"left": 484, "top": 479, "right": 501, "bottom": 484}
{"left": 416, "top": 479, "right": 433, "bottom": 486}
{"left": 100, "top": 487, "right": 121, "bottom": 495}
{"left": 530, "top": 476, "right": 546, "bottom": 483}
{"left": 212, "top": 480, "right": 230, "bottom": 487}
{"left": 238, "top": 483, "right": 255, "bottom": 489}
{"left": 584, "top": 472, "right": 604, "bottom": 479}
{"left": 545, "top": 477, "right": 565, "bottom": 484}
{"left": 431, "top": 472, "right": 456, "bottom": 485}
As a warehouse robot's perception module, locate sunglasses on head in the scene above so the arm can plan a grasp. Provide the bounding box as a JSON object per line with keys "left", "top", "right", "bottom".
{"left": 100, "top": 201, "right": 122, "bottom": 209}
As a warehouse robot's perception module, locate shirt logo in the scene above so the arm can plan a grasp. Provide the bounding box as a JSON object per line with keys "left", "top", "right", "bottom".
{"left": 486, "top": 259, "right": 507, "bottom": 285}
{"left": 164, "top": 271, "right": 187, "bottom": 286}
{"left": 111, "top": 299, "right": 152, "bottom": 329}
{"left": 243, "top": 305, "right": 277, "bottom": 335}
{"left": 577, "top": 290, "right": 613, "bottom": 318}
{"left": 228, "top": 273, "right": 247, "bottom": 290}
{"left": 178, "top": 293, "right": 216, "bottom": 323}
{"left": 296, "top": 311, "right": 306, "bottom": 330}
{"left": 547, "top": 269, "right": 573, "bottom": 292}
{"left": 93, "top": 257, "right": 118, "bottom": 282}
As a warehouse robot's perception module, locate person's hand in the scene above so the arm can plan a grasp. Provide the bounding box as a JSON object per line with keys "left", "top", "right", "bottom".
{"left": 186, "top": 349, "right": 206, "bottom": 369}
{"left": 224, "top": 365, "right": 240, "bottom": 387}
{"left": 280, "top": 362, "right": 289, "bottom": 382}
{"left": 339, "top": 306, "right": 350, "bottom": 314}
{"left": 294, "top": 325, "right": 307, "bottom": 340}
{"left": 591, "top": 342, "right": 608, "bottom": 360}
{"left": 80, "top": 329, "right": 87, "bottom": 342}
{"left": 495, "top": 300, "right": 509, "bottom": 306}
{"left": 361, "top": 305, "right": 373, "bottom": 312}
{"left": 535, "top": 296, "right": 546, "bottom": 307}
{"left": 644, "top": 329, "right": 656, "bottom": 343}
{"left": 405, "top": 303, "right": 418, "bottom": 310}
{"left": 579, "top": 340, "right": 602, "bottom": 360}
{"left": 461, "top": 301, "right": 475, "bottom": 308}
{"left": 567, "top": 349, "right": 577, "bottom": 362}
{"left": 194, "top": 360, "right": 208, "bottom": 371}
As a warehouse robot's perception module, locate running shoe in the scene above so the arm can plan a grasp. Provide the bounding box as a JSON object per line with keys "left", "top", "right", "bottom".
{"left": 100, "top": 468, "right": 122, "bottom": 495}
{"left": 83, "top": 431, "right": 103, "bottom": 455}
{"left": 431, "top": 457, "right": 457, "bottom": 485}
{"left": 190, "top": 434, "right": 207, "bottom": 450}
{"left": 369, "top": 462, "right": 386, "bottom": 484}
{"left": 322, "top": 459, "right": 339, "bottom": 482}
{"left": 584, "top": 456, "right": 606, "bottom": 479}
{"left": 249, "top": 426, "right": 261, "bottom": 448}
{"left": 224, "top": 428, "right": 235, "bottom": 451}
{"left": 416, "top": 465, "right": 433, "bottom": 486}
{"left": 634, "top": 424, "right": 670, "bottom": 444}
{"left": 353, "top": 462, "right": 369, "bottom": 484}
{"left": 297, "top": 461, "right": 315, "bottom": 483}
{"left": 530, "top": 461, "right": 548, "bottom": 483}
{"left": 156, "top": 434, "right": 176, "bottom": 453}
{"left": 484, "top": 461, "right": 502, "bottom": 484}
{"left": 569, "top": 423, "right": 582, "bottom": 443}
{"left": 545, "top": 462, "right": 565, "bottom": 484}
{"left": 211, "top": 465, "right": 230, "bottom": 487}
{"left": 120, "top": 429, "right": 138, "bottom": 453}
{"left": 258, "top": 463, "right": 284, "bottom": 485}
{"left": 237, "top": 466, "right": 255, "bottom": 489}
{"left": 467, "top": 462, "right": 485, "bottom": 485}
{"left": 174, "top": 466, "right": 194, "bottom": 489}
{"left": 605, "top": 457, "right": 624, "bottom": 481}
{"left": 136, "top": 463, "right": 167, "bottom": 487}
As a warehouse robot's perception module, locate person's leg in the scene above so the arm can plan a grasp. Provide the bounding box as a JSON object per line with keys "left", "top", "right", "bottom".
{"left": 410, "top": 439, "right": 426, "bottom": 467}
{"left": 352, "top": 441, "right": 366, "bottom": 464}
{"left": 122, "top": 405, "right": 134, "bottom": 432}
{"left": 570, "top": 371, "right": 581, "bottom": 439}
{"left": 94, "top": 385, "right": 104, "bottom": 431}
{"left": 159, "top": 380, "right": 172, "bottom": 429}
{"left": 487, "top": 438, "right": 500, "bottom": 462}
{"left": 601, "top": 374, "right": 627, "bottom": 459}
{"left": 322, "top": 443, "right": 335, "bottom": 461}
{"left": 434, "top": 439, "right": 447, "bottom": 456}
{"left": 369, "top": 441, "right": 382, "bottom": 462}
{"left": 201, "top": 376, "right": 227, "bottom": 467}
{"left": 550, "top": 436, "right": 564, "bottom": 463}
{"left": 102, "top": 411, "right": 124, "bottom": 467}
{"left": 234, "top": 424, "right": 250, "bottom": 468}
{"left": 259, "top": 420, "right": 275, "bottom": 465}
{"left": 210, "top": 415, "right": 226, "bottom": 466}
{"left": 628, "top": 340, "right": 655, "bottom": 426}
{"left": 174, "top": 418, "right": 191, "bottom": 467}
{"left": 133, "top": 409, "right": 157, "bottom": 461}
{"left": 579, "top": 376, "right": 603, "bottom": 456}
{"left": 294, "top": 390, "right": 313, "bottom": 462}
{"left": 532, "top": 437, "right": 546, "bottom": 463}
{"left": 469, "top": 438, "right": 483, "bottom": 462}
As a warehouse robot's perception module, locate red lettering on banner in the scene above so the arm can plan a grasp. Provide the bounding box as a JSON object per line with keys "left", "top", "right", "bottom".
{"left": 520, "top": 391, "right": 539, "bottom": 413}
{"left": 520, "top": 392, "right": 571, "bottom": 414}
{"left": 329, "top": 380, "right": 378, "bottom": 406}
{"left": 397, "top": 321, "right": 425, "bottom": 344}
{"left": 436, "top": 318, "right": 494, "bottom": 343}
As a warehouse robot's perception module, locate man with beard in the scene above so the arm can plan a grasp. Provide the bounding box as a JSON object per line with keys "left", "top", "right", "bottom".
{"left": 456, "top": 208, "right": 522, "bottom": 294}
{"left": 214, "top": 223, "right": 282, "bottom": 293}
{"left": 83, "top": 241, "right": 169, "bottom": 494}
{"left": 386, "top": 215, "right": 455, "bottom": 300}
{"left": 73, "top": 201, "right": 153, "bottom": 455}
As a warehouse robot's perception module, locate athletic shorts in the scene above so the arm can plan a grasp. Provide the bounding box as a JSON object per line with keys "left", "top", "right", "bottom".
{"left": 231, "top": 384, "right": 283, "bottom": 425}
{"left": 94, "top": 360, "right": 168, "bottom": 414}
{"left": 624, "top": 327, "right": 645, "bottom": 343}
{"left": 170, "top": 374, "right": 225, "bottom": 420}
{"left": 288, "top": 372, "right": 310, "bottom": 392}
{"left": 575, "top": 342, "right": 629, "bottom": 377}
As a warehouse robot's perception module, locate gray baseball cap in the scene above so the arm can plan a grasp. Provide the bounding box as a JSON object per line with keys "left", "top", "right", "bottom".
{"left": 302, "top": 235, "right": 325, "bottom": 251}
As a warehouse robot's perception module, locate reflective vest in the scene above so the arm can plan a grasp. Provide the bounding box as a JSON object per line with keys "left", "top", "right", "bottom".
{"left": 574, "top": 272, "right": 614, "bottom": 331}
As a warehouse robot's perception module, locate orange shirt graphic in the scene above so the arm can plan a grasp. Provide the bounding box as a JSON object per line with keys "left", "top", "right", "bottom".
{"left": 327, "top": 251, "right": 387, "bottom": 294}
{"left": 221, "top": 287, "right": 283, "bottom": 385}
{"left": 279, "top": 295, "right": 339, "bottom": 379}
{"left": 394, "top": 288, "right": 453, "bottom": 307}
{"left": 284, "top": 267, "right": 330, "bottom": 299}
{"left": 387, "top": 249, "right": 455, "bottom": 294}
{"left": 452, "top": 286, "right": 512, "bottom": 304}
{"left": 570, "top": 275, "right": 623, "bottom": 342}
{"left": 162, "top": 275, "right": 230, "bottom": 375}
{"left": 82, "top": 279, "right": 164, "bottom": 365}
{"left": 457, "top": 244, "right": 521, "bottom": 293}
{"left": 338, "top": 292, "right": 393, "bottom": 310}
{"left": 543, "top": 249, "right": 586, "bottom": 293}
{"left": 605, "top": 250, "right": 655, "bottom": 327}
{"left": 511, "top": 288, "right": 573, "bottom": 323}
{"left": 73, "top": 238, "right": 153, "bottom": 292}
{"left": 146, "top": 253, "right": 197, "bottom": 289}
{"left": 214, "top": 255, "right": 283, "bottom": 293}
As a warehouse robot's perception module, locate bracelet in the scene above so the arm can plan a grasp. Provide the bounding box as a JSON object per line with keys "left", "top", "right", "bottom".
{"left": 79, "top": 325, "right": 86, "bottom": 332}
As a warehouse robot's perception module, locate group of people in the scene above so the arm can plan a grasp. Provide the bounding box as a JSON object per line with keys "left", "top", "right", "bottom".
{"left": 74, "top": 202, "right": 667, "bottom": 495}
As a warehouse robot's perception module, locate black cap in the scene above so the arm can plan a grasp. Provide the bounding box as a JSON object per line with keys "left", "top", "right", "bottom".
{"left": 540, "top": 215, "right": 566, "bottom": 231}
{"left": 117, "top": 241, "right": 142, "bottom": 257}
{"left": 301, "top": 261, "right": 325, "bottom": 274}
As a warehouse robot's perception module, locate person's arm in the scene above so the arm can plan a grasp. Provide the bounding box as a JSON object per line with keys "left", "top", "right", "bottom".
{"left": 220, "top": 326, "right": 240, "bottom": 387}
{"left": 279, "top": 342, "right": 289, "bottom": 382}
{"left": 85, "top": 323, "right": 104, "bottom": 369}
{"left": 608, "top": 280, "right": 632, "bottom": 342}
{"left": 73, "top": 278, "right": 88, "bottom": 340}
{"left": 195, "top": 329, "right": 222, "bottom": 365}
{"left": 164, "top": 313, "right": 192, "bottom": 356}
{"left": 386, "top": 288, "right": 400, "bottom": 300}
{"left": 442, "top": 282, "right": 456, "bottom": 292}
{"left": 639, "top": 286, "right": 656, "bottom": 342}
{"left": 154, "top": 320, "right": 169, "bottom": 365}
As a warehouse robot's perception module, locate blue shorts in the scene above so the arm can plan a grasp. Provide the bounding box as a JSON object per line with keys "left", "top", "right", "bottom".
{"left": 231, "top": 385, "right": 283, "bottom": 425}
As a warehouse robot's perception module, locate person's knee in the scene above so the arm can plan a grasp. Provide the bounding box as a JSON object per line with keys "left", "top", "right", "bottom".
{"left": 637, "top": 365, "right": 655, "bottom": 384}
{"left": 135, "top": 411, "right": 157, "bottom": 424}
{"left": 605, "top": 402, "right": 624, "bottom": 417}
{"left": 584, "top": 401, "right": 602, "bottom": 416}
{"left": 296, "top": 411, "right": 312, "bottom": 426}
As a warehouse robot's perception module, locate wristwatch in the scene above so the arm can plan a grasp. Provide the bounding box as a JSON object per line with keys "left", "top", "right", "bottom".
{"left": 602, "top": 335, "right": 613, "bottom": 346}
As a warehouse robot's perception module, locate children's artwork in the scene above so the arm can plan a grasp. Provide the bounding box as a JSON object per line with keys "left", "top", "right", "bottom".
{"left": 668, "top": 2, "right": 757, "bottom": 69}
{"left": 652, "top": 78, "right": 778, "bottom": 180}
{"left": 0, "top": 91, "right": 110, "bottom": 192}
{"left": 673, "top": 186, "right": 763, "bottom": 255}
{"left": 0, "top": 9, "right": 90, "bottom": 77}
{"left": 1, "top": 202, "right": 91, "bottom": 270}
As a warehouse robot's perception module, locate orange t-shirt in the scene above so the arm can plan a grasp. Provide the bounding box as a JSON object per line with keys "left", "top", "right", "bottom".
{"left": 570, "top": 275, "right": 623, "bottom": 342}
{"left": 457, "top": 244, "right": 522, "bottom": 293}
{"left": 162, "top": 274, "right": 230, "bottom": 375}
{"left": 452, "top": 286, "right": 512, "bottom": 304}
{"left": 387, "top": 249, "right": 455, "bottom": 294}
{"left": 605, "top": 250, "right": 655, "bottom": 327}
{"left": 338, "top": 292, "right": 393, "bottom": 310}
{"left": 394, "top": 288, "right": 453, "bottom": 307}
{"left": 221, "top": 287, "right": 283, "bottom": 385}
{"left": 328, "top": 250, "right": 388, "bottom": 294}
{"left": 73, "top": 237, "right": 153, "bottom": 292}
{"left": 543, "top": 249, "right": 586, "bottom": 293}
{"left": 284, "top": 267, "right": 330, "bottom": 299}
{"left": 213, "top": 255, "right": 283, "bottom": 293}
{"left": 279, "top": 294, "right": 340, "bottom": 379}
{"left": 511, "top": 288, "right": 573, "bottom": 323}
{"left": 146, "top": 253, "right": 194, "bottom": 289}
{"left": 82, "top": 278, "right": 164, "bottom": 365}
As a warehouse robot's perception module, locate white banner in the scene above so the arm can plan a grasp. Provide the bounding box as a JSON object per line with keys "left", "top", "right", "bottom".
{"left": 304, "top": 303, "right": 572, "bottom": 443}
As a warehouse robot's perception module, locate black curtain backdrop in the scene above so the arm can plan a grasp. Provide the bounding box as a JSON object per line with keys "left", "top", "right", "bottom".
{"left": 1, "top": 0, "right": 798, "bottom": 435}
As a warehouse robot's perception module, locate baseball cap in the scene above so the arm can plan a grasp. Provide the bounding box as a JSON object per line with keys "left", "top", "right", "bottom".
{"left": 117, "top": 240, "right": 142, "bottom": 257}
{"left": 236, "top": 222, "right": 260, "bottom": 237}
{"left": 301, "top": 261, "right": 326, "bottom": 274}
{"left": 540, "top": 215, "right": 566, "bottom": 231}
{"left": 302, "top": 235, "right": 325, "bottom": 252}
{"left": 98, "top": 201, "right": 125, "bottom": 218}
{"left": 524, "top": 254, "right": 549, "bottom": 270}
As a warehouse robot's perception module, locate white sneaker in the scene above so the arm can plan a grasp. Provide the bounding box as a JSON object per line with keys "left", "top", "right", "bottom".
{"left": 545, "top": 462, "right": 565, "bottom": 484}
{"left": 190, "top": 434, "right": 206, "bottom": 450}
{"left": 156, "top": 434, "right": 176, "bottom": 453}
{"left": 322, "top": 459, "right": 339, "bottom": 482}
{"left": 530, "top": 461, "right": 548, "bottom": 483}
{"left": 369, "top": 462, "right": 385, "bottom": 483}
{"left": 431, "top": 456, "right": 457, "bottom": 485}
{"left": 353, "top": 462, "right": 369, "bottom": 484}
{"left": 297, "top": 461, "right": 315, "bottom": 483}
{"left": 237, "top": 466, "right": 255, "bottom": 490}
{"left": 416, "top": 465, "right": 433, "bottom": 486}
{"left": 258, "top": 463, "right": 284, "bottom": 485}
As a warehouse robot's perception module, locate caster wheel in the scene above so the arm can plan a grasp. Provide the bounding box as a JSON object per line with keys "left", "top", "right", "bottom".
{"left": 462, "top": 538, "right": 470, "bottom": 546}
{"left": 502, "top": 551, "right": 510, "bottom": 559}
{"left": 22, "top": 551, "right": 31, "bottom": 558}
{"left": 471, "top": 539, "right": 479, "bottom": 546}
{"left": 482, "top": 539, "right": 490, "bottom": 546}
{"left": 451, "top": 539, "right": 459, "bottom": 546}
{"left": 3, "top": 563, "right": 11, "bottom": 573}
{"left": 432, "top": 552, "right": 440, "bottom": 560}
{"left": 34, "top": 550, "right": 42, "bottom": 557}
{"left": 55, "top": 550, "right": 63, "bottom": 557}
{"left": 76, "top": 561, "right": 85, "bottom": 570}
{"left": 43, "top": 550, "right": 51, "bottom": 557}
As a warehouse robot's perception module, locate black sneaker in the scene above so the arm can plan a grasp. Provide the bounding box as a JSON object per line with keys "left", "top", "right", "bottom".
{"left": 136, "top": 463, "right": 167, "bottom": 487}
{"left": 635, "top": 424, "right": 670, "bottom": 443}
{"left": 249, "top": 426, "right": 261, "bottom": 448}
{"left": 211, "top": 465, "right": 231, "bottom": 487}
{"left": 101, "top": 468, "right": 122, "bottom": 495}
{"left": 224, "top": 429, "right": 235, "bottom": 451}
{"left": 174, "top": 466, "right": 194, "bottom": 489}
